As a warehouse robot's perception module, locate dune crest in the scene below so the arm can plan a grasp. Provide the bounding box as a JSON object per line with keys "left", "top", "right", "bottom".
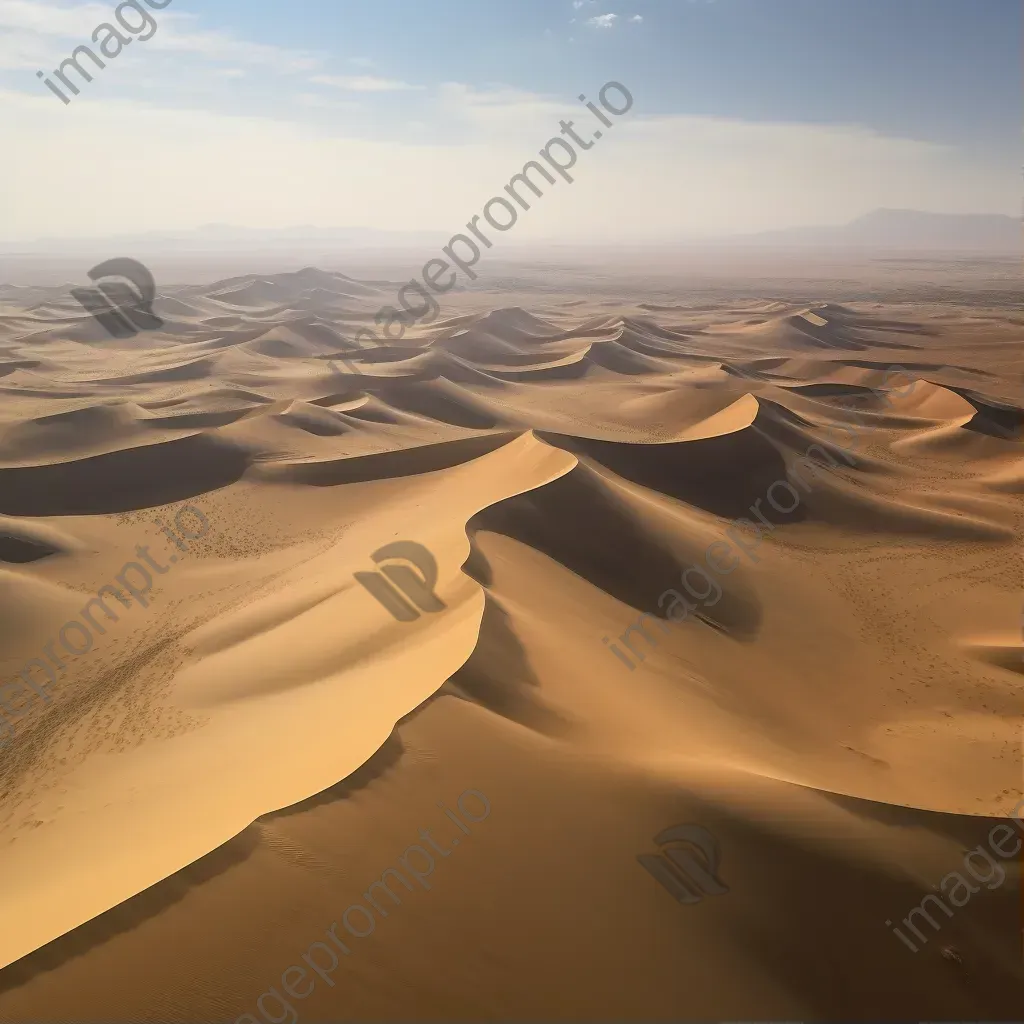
{"left": 0, "top": 273, "right": 1020, "bottom": 1019}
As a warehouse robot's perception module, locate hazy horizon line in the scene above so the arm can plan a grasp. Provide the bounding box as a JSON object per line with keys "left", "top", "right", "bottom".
{"left": 1, "top": 207, "right": 1019, "bottom": 254}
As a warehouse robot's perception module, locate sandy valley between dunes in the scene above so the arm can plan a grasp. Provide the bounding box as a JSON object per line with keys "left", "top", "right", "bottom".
{"left": 0, "top": 264, "right": 1020, "bottom": 1020}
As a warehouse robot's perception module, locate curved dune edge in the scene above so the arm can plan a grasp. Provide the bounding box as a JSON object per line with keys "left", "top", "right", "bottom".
{"left": 0, "top": 404, "right": 204, "bottom": 468}
{"left": 957, "top": 632, "right": 1024, "bottom": 673}
{"left": 0, "top": 282, "right": 1021, "bottom": 1017}
{"left": 459, "top": 459, "right": 1020, "bottom": 817}
{"left": 0, "top": 432, "right": 575, "bottom": 971}
{"left": 0, "top": 515, "right": 86, "bottom": 562}
{"left": 979, "top": 457, "right": 1024, "bottom": 492}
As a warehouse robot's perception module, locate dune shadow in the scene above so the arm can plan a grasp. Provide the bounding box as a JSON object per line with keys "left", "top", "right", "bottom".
{"left": 0, "top": 434, "right": 251, "bottom": 516}
{"left": 141, "top": 409, "right": 256, "bottom": 430}
{"left": 0, "top": 825, "right": 263, "bottom": 995}
{"left": 678, "top": 790, "right": 1024, "bottom": 1021}
{"left": 787, "top": 383, "right": 885, "bottom": 402}
{"left": 786, "top": 315, "right": 872, "bottom": 351}
{"left": 490, "top": 358, "right": 593, "bottom": 382}
{"left": 0, "top": 733, "right": 408, "bottom": 992}
{"left": 90, "top": 357, "right": 219, "bottom": 385}
{"left": 0, "top": 533, "right": 57, "bottom": 563}
{"left": 467, "top": 462, "right": 762, "bottom": 640}
{"left": 445, "top": 590, "right": 572, "bottom": 736}
{"left": 368, "top": 381, "right": 499, "bottom": 429}
{"left": 847, "top": 316, "right": 939, "bottom": 337}
{"left": 255, "top": 431, "right": 515, "bottom": 487}
{"left": 819, "top": 789, "right": 1024, "bottom": 849}
{"left": 262, "top": 732, "right": 405, "bottom": 820}
{"left": 957, "top": 392, "right": 1024, "bottom": 441}
{"left": 538, "top": 427, "right": 808, "bottom": 524}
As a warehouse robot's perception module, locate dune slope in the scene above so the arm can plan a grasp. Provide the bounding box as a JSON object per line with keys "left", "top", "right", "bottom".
{"left": 0, "top": 274, "right": 1020, "bottom": 1021}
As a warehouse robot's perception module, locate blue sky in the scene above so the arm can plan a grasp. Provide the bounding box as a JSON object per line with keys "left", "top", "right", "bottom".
{"left": 188, "top": 0, "right": 1018, "bottom": 151}
{"left": 0, "top": 0, "right": 1018, "bottom": 241}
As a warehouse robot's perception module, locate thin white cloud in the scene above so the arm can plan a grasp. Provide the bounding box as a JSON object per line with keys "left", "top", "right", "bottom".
{"left": 0, "top": 0, "right": 322, "bottom": 73}
{"left": 436, "top": 81, "right": 567, "bottom": 140}
{"left": 0, "top": 0, "right": 107, "bottom": 68}
{"left": 588, "top": 13, "right": 619, "bottom": 28}
{"left": 295, "top": 92, "right": 363, "bottom": 111}
{"left": 309, "top": 74, "right": 424, "bottom": 92}
{"left": 0, "top": 0, "right": 107, "bottom": 36}
{"left": 631, "top": 14, "right": 643, "bottom": 22}
{"left": 148, "top": 21, "right": 320, "bottom": 73}
{"left": 0, "top": 85, "right": 1012, "bottom": 246}
{"left": 0, "top": 30, "right": 58, "bottom": 69}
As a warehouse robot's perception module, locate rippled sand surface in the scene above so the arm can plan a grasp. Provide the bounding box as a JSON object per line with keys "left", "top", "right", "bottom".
{"left": 0, "top": 267, "right": 1020, "bottom": 1020}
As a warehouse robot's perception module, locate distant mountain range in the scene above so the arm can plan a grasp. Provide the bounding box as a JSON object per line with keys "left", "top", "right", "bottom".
{"left": 727, "top": 209, "right": 1020, "bottom": 252}
{"left": 1, "top": 224, "right": 444, "bottom": 254}
{"left": 2, "top": 210, "right": 1019, "bottom": 255}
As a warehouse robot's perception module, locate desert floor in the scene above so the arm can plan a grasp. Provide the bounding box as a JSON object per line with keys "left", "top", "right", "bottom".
{"left": 0, "top": 256, "right": 1021, "bottom": 1021}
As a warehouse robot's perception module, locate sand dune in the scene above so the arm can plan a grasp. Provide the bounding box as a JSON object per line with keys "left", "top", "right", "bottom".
{"left": 0, "top": 270, "right": 1020, "bottom": 1021}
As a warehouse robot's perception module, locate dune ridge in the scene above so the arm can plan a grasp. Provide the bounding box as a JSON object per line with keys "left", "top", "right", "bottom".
{"left": 0, "top": 271, "right": 1020, "bottom": 1020}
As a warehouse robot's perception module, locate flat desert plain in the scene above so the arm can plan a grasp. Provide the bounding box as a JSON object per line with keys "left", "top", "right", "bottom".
{"left": 0, "top": 257, "right": 1021, "bottom": 1021}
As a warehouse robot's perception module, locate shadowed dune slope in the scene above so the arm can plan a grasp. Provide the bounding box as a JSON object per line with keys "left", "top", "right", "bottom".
{"left": 0, "top": 276, "right": 1019, "bottom": 1021}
